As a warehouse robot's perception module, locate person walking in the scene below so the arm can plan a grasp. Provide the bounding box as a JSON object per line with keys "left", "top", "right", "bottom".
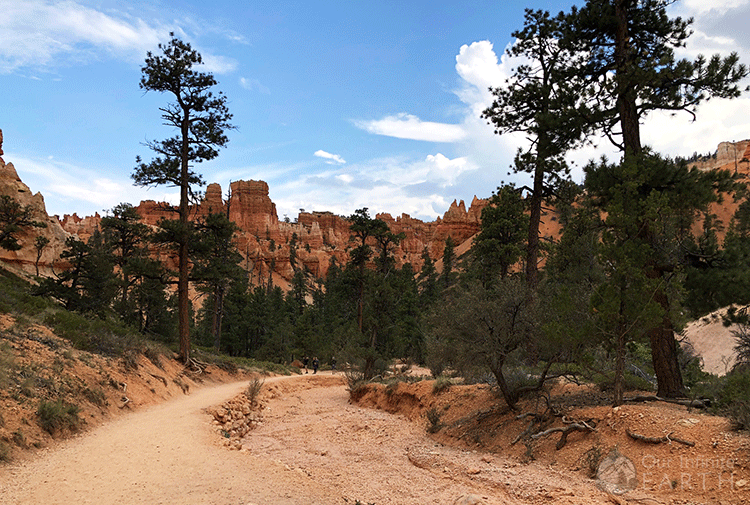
{"left": 312, "top": 356, "right": 319, "bottom": 374}
{"left": 303, "top": 356, "right": 309, "bottom": 374}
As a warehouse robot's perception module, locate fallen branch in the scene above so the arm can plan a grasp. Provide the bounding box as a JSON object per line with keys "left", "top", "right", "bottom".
{"left": 532, "top": 422, "right": 595, "bottom": 450}
{"left": 149, "top": 373, "right": 168, "bottom": 386}
{"left": 624, "top": 395, "right": 707, "bottom": 409}
{"left": 512, "top": 414, "right": 544, "bottom": 445}
{"left": 626, "top": 430, "right": 695, "bottom": 447}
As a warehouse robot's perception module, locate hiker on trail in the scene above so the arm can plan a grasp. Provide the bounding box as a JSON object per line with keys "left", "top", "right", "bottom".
{"left": 303, "top": 356, "right": 309, "bottom": 374}
{"left": 312, "top": 357, "right": 319, "bottom": 374}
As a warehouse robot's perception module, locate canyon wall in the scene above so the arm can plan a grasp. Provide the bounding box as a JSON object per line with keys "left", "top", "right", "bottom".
{"left": 7, "top": 129, "right": 740, "bottom": 288}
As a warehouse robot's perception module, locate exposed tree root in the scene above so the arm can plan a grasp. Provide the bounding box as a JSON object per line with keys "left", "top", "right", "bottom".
{"left": 531, "top": 420, "right": 596, "bottom": 450}
{"left": 626, "top": 429, "right": 695, "bottom": 447}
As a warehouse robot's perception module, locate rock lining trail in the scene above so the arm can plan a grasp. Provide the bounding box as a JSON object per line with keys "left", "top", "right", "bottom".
{"left": 0, "top": 373, "right": 610, "bottom": 505}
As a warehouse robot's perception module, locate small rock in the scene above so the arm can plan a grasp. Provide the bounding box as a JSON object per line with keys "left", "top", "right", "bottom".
{"left": 453, "top": 495, "right": 485, "bottom": 505}
{"left": 736, "top": 479, "right": 747, "bottom": 488}
{"left": 467, "top": 467, "right": 481, "bottom": 475}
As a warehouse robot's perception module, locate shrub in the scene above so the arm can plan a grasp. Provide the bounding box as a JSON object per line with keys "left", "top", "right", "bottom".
{"left": 244, "top": 376, "right": 264, "bottom": 405}
{"left": 425, "top": 407, "right": 444, "bottom": 433}
{"left": 82, "top": 387, "right": 107, "bottom": 407}
{"left": 345, "top": 368, "right": 369, "bottom": 401}
{"left": 37, "top": 399, "right": 81, "bottom": 435}
{"left": 432, "top": 375, "right": 453, "bottom": 394}
{"left": 0, "top": 441, "right": 10, "bottom": 463}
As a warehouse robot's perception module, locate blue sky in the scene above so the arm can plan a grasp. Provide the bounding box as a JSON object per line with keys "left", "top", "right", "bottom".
{"left": 2, "top": 0, "right": 749, "bottom": 221}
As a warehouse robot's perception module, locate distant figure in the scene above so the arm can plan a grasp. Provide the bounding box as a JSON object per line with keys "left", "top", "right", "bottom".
{"left": 303, "top": 356, "right": 309, "bottom": 374}
{"left": 331, "top": 356, "right": 336, "bottom": 373}
{"left": 312, "top": 356, "right": 319, "bottom": 374}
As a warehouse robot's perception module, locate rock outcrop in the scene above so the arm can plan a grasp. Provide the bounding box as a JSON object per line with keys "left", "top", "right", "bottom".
{"left": 0, "top": 129, "right": 70, "bottom": 276}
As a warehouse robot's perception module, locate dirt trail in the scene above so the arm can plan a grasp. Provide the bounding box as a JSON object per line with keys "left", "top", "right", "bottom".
{"left": 0, "top": 373, "right": 611, "bottom": 505}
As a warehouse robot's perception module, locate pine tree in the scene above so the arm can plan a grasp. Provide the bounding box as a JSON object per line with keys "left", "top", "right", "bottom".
{"left": 132, "top": 34, "right": 233, "bottom": 363}
{"left": 564, "top": 0, "right": 747, "bottom": 397}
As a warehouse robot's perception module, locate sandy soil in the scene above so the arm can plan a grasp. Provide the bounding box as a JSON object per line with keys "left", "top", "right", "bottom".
{"left": 1, "top": 371, "right": 618, "bottom": 505}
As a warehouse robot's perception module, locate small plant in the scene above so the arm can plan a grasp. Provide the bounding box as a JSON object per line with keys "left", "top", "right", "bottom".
{"left": 580, "top": 445, "right": 603, "bottom": 477}
{"left": 121, "top": 350, "right": 139, "bottom": 371}
{"left": 0, "top": 441, "right": 10, "bottom": 463}
{"left": 425, "top": 407, "right": 444, "bottom": 434}
{"left": 244, "top": 376, "right": 265, "bottom": 405}
{"left": 12, "top": 430, "right": 25, "bottom": 447}
{"left": 432, "top": 375, "right": 453, "bottom": 394}
{"left": 345, "top": 368, "right": 368, "bottom": 401}
{"left": 82, "top": 387, "right": 107, "bottom": 407}
{"left": 143, "top": 346, "right": 163, "bottom": 370}
{"left": 36, "top": 399, "right": 81, "bottom": 435}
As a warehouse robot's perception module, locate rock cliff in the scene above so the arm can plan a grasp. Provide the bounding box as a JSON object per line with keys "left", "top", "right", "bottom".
{"left": 7, "top": 128, "right": 741, "bottom": 290}
{"left": 0, "top": 129, "right": 71, "bottom": 276}
{"left": 0, "top": 123, "right": 488, "bottom": 286}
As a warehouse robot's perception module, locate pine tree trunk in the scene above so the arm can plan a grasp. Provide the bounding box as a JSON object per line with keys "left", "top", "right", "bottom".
{"left": 649, "top": 307, "right": 685, "bottom": 398}
{"left": 178, "top": 116, "right": 191, "bottom": 364}
{"left": 615, "top": 0, "right": 642, "bottom": 159}
{"left": 525, "top": 163, "right": 544, "bottom": 289}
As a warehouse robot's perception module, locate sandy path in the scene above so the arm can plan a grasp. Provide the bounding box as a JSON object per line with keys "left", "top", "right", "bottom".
{"left": 0, "top": 377, "right": 332, "bottom": 505}
{"left": 0, "top": 373, "right": 609, "bottom": 505}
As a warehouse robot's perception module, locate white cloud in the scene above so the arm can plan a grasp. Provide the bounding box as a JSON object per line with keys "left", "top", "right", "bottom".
{"left": 680, "top": 0, "right": 748, "bottom": 15}
{"left": 239, "top": 77, "right": 271, "bottom": 94}
{"left": 266, "top": 151, "right": 478, "bottom": 221}
{"left": 200, "top": 53, "right": 238, "bottom": 74}
{"left": 6, "top": 153, "right": 177, "bottom": 216}
{"left": 0, "top": 0, "right": 236, "bottom": 75}
{"left": 314, "top": 150, "right": 346, "bottom": 165}
{"left": 355, "top": 113, "right": 467, "bottom": 143}
{"left": 0, "top": 0, "right": 164, "bottom": 73}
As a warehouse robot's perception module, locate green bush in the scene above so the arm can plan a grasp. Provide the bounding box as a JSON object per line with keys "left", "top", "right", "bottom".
{"left": 36, "top": 399, "right": 81, "bottom": 435}
{"left": 432, "top": 375, "right": 453, "bottom": 394}
{"left": 244, "top": 376, "right": 264, "bottom": 405}
{"left": 425, "top": 407, "right": 445, "bottom": 433}
{"left": 82, "top": 387, "right": 107, "bottom": 407}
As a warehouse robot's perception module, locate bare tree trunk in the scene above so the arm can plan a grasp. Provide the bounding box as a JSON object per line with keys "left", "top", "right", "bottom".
{"left": 178, "top": 116, "right": 191, "bottom": 364}
{"left": 649, "top": 306, "right": 685, "bottom": 398}
{"left": 525, "top": 163, "right": 544, "bottom": 289}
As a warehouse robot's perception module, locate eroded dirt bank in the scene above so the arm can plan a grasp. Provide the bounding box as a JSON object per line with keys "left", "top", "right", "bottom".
{"left": 3, "top": 372, "right": 749, "bottom": 504}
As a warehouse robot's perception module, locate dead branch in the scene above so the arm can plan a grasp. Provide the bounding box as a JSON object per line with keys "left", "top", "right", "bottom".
{"left": 149, "top": 373, "right": 168, "bottom": 386}
{"left": 532, "top": 422, "right": 595, "bottom": 450}
{"left": 626, "top": 429, "right": 695, "bottom": 447}
{"left": 512, "top": 414, "right": 545, "bottom": 445}
{"left": 624, "top": 395, "right": 707, "bottom": 409}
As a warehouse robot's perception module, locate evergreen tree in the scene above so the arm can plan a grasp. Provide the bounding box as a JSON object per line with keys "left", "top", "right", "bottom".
{"left": 100, "top": 203, "right": 151, "bottom": 321}
{"left": 34, "top": 235, "right": 49, "bottom": 276}
{"left": 0, "top": 195, "right": 46, "bottom": 251}
{"left": 192, "top": 212, "right": 243, "bottom": 351}
{"left": 483, "top": 9, "right": 586, "bottom": 287}
{"left": 585, "top": 151, "right": 736, "bottom": 401}
{"left": 132, "top": 34, "right": 233, "bottom": 363}
{"left": 440, "top": 236, "right": 456, "bottom": 289}
{"left": 468, "top": 185, "right": 528, "bottom": 288}
{"left": 562, "top": 0, "right": 747, "bottom": 397}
